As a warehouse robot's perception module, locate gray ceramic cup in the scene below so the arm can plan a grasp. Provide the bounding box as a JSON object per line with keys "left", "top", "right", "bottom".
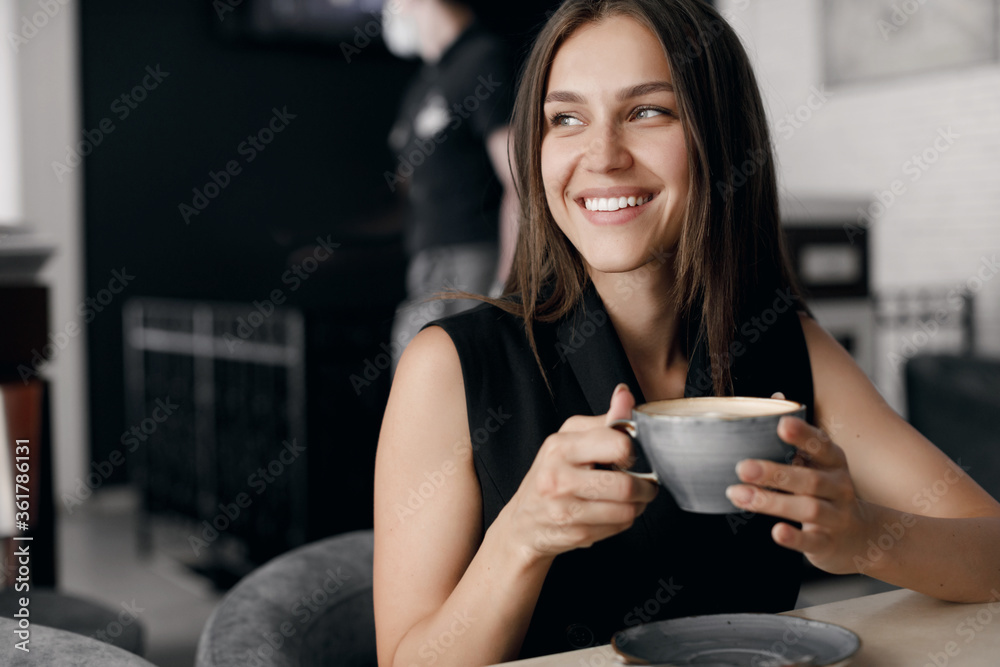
{"left": 610, "top": 396, "right": 805, "bottom": 514}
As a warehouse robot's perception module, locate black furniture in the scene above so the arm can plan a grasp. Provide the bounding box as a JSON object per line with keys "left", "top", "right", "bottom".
{"left": 906, "top": 354, "right": 1000, "bottom": 502}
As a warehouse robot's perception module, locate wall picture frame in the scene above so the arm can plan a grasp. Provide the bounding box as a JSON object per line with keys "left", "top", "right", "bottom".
{"left": 823, "top": 0, "right": 999, "bottom": 85}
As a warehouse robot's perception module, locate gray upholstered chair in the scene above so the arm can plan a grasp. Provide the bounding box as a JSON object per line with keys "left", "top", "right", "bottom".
{"left": 0, "top": 618, "right": 157, "bottom": 666}
{"left": 196, "top": 529, "right": 377, "bottom": 667}
{"left": 0, "top": 588, "right": 144, "bottom": 656}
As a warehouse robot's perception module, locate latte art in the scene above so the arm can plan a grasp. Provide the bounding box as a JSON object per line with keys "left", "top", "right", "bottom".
{"left": 638, "top": 397, "right": 800, "bottom": 419}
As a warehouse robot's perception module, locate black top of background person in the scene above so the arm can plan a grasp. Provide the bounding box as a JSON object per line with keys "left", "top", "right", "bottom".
{"left": 428, "top": 282, "right": 814, "bottom": 657}
{"left": 387, "top": 19, "right": 516, "bottom": 255}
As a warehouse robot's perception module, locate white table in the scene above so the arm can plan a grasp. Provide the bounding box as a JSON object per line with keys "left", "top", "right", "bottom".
{"left": 494, "top": 588, "right": 1000, "bottom": 666}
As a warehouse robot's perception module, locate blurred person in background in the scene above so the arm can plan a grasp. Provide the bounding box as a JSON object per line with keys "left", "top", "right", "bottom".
{"left": 382, "top": 0, "right": 518, "bottom": 372}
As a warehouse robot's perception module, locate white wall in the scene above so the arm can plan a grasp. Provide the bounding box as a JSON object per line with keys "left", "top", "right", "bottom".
{"left": 719, "top": 0, "right": 1000, "bottom": 407}
{"left": 0, "top": 3, "right": 24, "bottom": 223}
{"left": 14, "top": 0, "right": 87, "bottom": 504}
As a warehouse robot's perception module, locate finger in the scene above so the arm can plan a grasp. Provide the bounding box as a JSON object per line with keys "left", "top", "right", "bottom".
{"left": 771, "top": 392, "right": 786, "bottom": 400}
{"left": 559, "top": 414, "right": 607, "bottom": 433}
{"left": 557, "top": 499, "right": 647, "bottom": 527}
{"left": 605, "top": 383, "right": 635, "bottom": 426}
{"left": 559, "top": 385, "right": 635, "bottom": 433}
{"left": 777, "top": 416, "right": 846, "bottom": 469}
{"left": 735, "top": 459, "right": 841, "bottom": 501}
{"left": 576, "top": 468, "right": 659, "bottom": 504}
{"left": 559, "top": 429, "right": 636, "bottom": 469}
{"left": 725, "top": 484, "right": 836, "bottom": 525}
{"left": 770, "top": 522, "right": 832, "bottom": 554}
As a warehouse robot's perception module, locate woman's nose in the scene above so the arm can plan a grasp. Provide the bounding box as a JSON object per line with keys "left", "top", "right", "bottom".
{"left": 581, "top": 125, "right": 632, "bottom": 173}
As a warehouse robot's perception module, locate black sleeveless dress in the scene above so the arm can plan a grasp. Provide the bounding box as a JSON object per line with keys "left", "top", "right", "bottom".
{"left": 429, "top": 282, "right": 814, "bottom": 659}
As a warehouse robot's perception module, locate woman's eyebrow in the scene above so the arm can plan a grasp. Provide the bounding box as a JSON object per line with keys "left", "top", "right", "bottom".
{"left": 544, "top": 90, "right": 586, "bottom": 104}
{"left": 543, "top": 81, "right": 675, "bottom": 105}
{"left": 617, "top": 80, "right": 674, "bottom": 101}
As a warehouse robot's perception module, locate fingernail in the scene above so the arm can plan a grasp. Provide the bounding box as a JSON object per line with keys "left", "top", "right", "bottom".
{"left": 614, "top": 383, "right": 628, "bottom": 396}
{"left": 726, "top": 485, "right": 753, "bottom": 505}
{"left": 736, "top": 459, "right": 763, "bottom": 481}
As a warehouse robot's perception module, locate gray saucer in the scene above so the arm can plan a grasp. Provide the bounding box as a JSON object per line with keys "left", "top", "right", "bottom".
{"left": 611, "top": 613, "right": 860, "bottom": 666}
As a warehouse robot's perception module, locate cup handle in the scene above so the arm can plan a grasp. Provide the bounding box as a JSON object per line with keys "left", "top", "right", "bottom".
{"left": 608, "top": 419, "right": 659, "bottom": 484}
{"left": 608, "top": 418, "right": 637, "bottom": 438}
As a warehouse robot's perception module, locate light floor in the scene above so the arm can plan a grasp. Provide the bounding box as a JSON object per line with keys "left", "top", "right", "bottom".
{"left": 58, "top": 487, "right": 897, "bottom": 667}
{"left": 58, "top": 487, "right": 222, "bottom": 667}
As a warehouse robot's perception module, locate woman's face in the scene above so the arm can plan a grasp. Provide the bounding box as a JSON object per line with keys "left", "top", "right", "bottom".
{"left": 541, "top": 15, "right": 689, "bottom": 275}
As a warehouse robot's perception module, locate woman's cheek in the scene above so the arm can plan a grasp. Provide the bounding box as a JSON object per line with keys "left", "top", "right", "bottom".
{"left": 541, "top": 154, "right": 571, "bottom": 217}
{"left": 542, "top": 154, "right": 573, "bottom": 206}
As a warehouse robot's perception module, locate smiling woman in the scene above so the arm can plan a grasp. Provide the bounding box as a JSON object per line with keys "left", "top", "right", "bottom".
{"left": 495, "top": 0, "right": 799, "bottom": 399}
{"left": 373, "top": 1, "right": 1000, "bottom": 666}
{"left": 541, "top": 16, "right": 689, "bottom": 284}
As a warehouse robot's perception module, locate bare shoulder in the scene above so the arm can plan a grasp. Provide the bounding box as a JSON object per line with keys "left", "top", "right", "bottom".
{"left": 379, "top": 326, "right": 466, "bottom": 455}
{"left": 796, "top": 310, "right": 846, "bottom": 359}
{"left": 377, "top": 324, "right": 472, "bottom": 495}
{"left": 395, "top": 324, "right": 465, "bottom": 398}
{"left": 402, "top": 324, "right": 462, "bottom": 370}
{"left": 373, "top": 325, "right": 482, "bottom": 663}
{"left": 795, "top": 310, "right": 895, "bottom": 415}
{"left": 798, "top": 310, "right": 872, "bottom": 376}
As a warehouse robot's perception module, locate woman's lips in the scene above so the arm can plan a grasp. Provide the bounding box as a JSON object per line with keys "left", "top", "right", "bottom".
{"left": 575, "top": 192, "right": 657, "bottom": 226}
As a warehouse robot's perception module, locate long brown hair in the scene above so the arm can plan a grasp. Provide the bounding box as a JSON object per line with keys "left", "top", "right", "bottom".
{"left": 452, "top": 0, "right": 806, "bottom": 396}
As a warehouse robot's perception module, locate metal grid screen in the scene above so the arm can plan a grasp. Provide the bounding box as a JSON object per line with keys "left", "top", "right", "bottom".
{"left": 122, "top": 298, "right": 307, "bottom": 566}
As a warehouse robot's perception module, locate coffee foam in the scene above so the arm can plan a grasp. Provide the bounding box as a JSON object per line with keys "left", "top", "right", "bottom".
{"left": 637, "top": 397, "right": 800, "bottom": 419}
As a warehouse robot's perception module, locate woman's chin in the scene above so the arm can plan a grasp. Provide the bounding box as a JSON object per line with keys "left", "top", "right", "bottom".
{"left": 574, "top": 233, "right": 680, "bottom": 279}
{"left": 584, "top": 255, "right": 667, "bottom": 278}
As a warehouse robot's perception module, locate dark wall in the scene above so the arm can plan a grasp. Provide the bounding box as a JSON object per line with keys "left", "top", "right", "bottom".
{"left": 81, "top": 0, "right": 555, "bottom": 519}
{"left": 81, "top": 0, "right": 422, "bottom": 487}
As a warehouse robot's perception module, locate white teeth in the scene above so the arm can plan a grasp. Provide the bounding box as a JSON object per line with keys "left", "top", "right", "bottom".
{"left": 583, "top": 194, "right": 652, "bottom": 211}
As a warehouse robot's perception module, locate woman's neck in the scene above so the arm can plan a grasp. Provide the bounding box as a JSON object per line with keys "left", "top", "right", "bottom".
{"left": 589, "top": 258, "right": 687, "bottom": 398}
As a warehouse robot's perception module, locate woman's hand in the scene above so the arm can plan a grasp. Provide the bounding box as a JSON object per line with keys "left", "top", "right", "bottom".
{"left": 501, "top": 383, "right": 659, "bottom": 565}
{"left": 725, "top": 392, "right": 879, "bottom": 575}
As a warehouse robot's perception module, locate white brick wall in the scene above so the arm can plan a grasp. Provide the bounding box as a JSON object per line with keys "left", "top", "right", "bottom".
{"left": 718, "top": 0, "right": 1000, "bottom": 410}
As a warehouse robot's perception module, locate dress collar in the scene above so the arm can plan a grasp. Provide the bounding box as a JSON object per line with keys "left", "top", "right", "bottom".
{"left": 554, "top": 282, "right": 712, "bottom": 418}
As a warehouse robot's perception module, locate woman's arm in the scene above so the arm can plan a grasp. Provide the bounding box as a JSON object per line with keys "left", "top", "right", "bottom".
{"left": 374, "top": 326, "right": 552, "bottom": 666}
{"left": 374, "top": 326, "right": 658, "bottom": 666}
{"left": 728, "top": 312, "right": 1000, "bottom": 603}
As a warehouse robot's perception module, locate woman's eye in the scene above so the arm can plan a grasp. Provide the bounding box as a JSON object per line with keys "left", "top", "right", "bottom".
{"left": 551, "top": 114, "right": 583, "bottom": 127}
{"left": 633, "top": 107, "right": 670, "bottom": 120}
